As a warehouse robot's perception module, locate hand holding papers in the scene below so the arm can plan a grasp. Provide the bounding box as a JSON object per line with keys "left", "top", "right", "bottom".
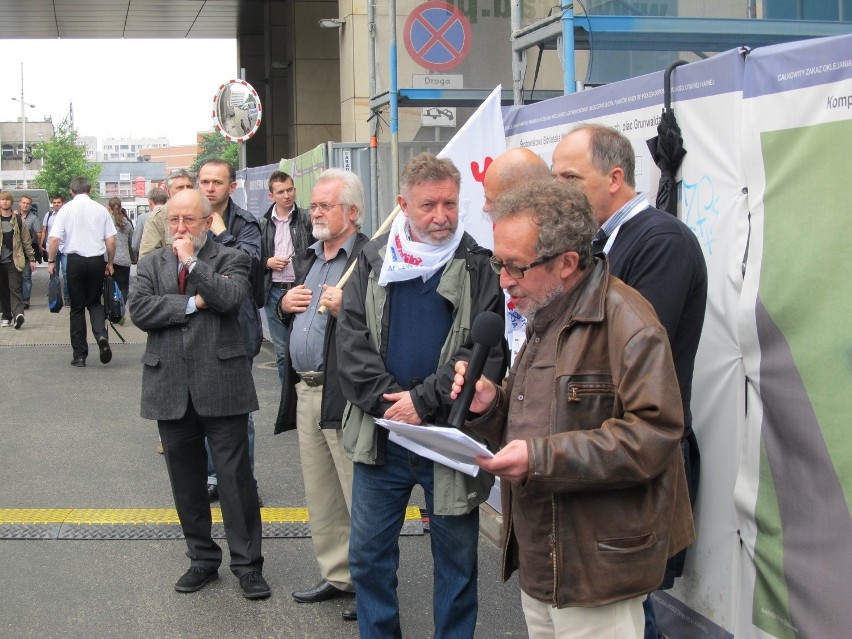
{"left": 375, "top": 419, "right": 494, "bottom": 477}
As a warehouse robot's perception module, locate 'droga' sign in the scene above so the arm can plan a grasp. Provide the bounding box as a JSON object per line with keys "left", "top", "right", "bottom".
{"left": 404, "top": 1, "right": 472, "bottom": 71}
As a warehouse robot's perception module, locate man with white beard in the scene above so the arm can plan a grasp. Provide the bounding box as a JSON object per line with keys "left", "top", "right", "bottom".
{"left": 275, "top": 169, "right": 369, "bottom": 619}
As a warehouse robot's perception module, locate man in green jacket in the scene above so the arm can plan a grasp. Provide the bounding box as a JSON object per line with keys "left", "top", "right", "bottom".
{"left": 337, "top": 153, "right": 508, "bottom": 638}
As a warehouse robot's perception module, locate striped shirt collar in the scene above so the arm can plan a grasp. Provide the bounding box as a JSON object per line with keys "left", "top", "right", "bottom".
{"left": 597, "top": 193, "right": 649, "bottom": 254}
{"left": 599, "top": 193, "right": 649, "bottom": 238}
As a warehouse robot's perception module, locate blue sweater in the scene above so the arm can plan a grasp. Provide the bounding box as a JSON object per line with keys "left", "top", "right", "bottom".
{"left": 385, "top": 271, "right": 453, "bottom": 391}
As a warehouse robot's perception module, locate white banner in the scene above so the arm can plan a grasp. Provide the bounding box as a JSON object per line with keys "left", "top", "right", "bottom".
{"left": 737, "top": 34, "right": 852, "bottom": 638}
{"left": 437, "top": 84, "right": 505, "bottom": 249}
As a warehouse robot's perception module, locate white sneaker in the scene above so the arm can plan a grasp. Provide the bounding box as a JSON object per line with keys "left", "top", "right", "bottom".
{"left": 0, "top": 319, "right": 10, "bottom": 327}
{"left": 13, "top": 314, "right": 24, "bottom": 329}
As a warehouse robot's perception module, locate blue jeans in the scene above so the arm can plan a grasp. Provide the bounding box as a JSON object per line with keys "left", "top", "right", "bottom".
{"left": 350, "top": 439, "right": 479, "bottom": 639}
{"left": 207, "top": 412, "right": 256, "bottom": 485}
{"left": 263, "top": 286, "right": 289, "bottom": 384}
{"left": 21, "top": 262, "right": 32, "bottom": 302}
{"left": 643, "top": 596, "right": 660, "bottom": 639}
{"left": 59, "top": 252, "right": 70, "bottom": 302}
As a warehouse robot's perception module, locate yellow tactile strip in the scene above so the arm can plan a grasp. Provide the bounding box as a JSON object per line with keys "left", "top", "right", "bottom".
{"left": 0, "top": 507, "right": 317, "bottom": 525}
{"left": 0, "top": 506, "right": 422, "bottom": 526}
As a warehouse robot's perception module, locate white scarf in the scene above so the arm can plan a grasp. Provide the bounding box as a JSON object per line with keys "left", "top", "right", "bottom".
{"left": 377, "top": 213, "right": 465, "bottom": 287}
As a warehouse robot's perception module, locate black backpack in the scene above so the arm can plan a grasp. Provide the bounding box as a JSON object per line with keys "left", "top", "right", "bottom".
{"left": 48, "top": 271, "right": 63, "bottom": 313}
{"left": 103, "top": 276, "right": 125, "bottom": 324}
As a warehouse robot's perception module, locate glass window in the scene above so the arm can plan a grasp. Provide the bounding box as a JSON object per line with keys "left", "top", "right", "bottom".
{"left": 765, "top": 0, "right": 847, "bottom": 20}
{"left": 588, "top": 1, "right": 676, "bottom": 16}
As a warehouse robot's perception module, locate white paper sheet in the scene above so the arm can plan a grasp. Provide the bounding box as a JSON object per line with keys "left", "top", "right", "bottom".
{"left": 375, "top": 419, "right": 494, "bottom": 477}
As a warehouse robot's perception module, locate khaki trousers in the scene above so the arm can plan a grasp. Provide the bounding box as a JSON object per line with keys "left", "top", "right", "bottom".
{"left": 521, "top": 591, "right": 644, "bottom": 639}
{"left": 295, "top": 381, "right": 354, "bottom": 590}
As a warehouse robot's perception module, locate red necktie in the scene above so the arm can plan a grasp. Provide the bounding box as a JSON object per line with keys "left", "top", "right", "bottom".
{"left": 178, "top": 266, "right": 188, "bottom": 294}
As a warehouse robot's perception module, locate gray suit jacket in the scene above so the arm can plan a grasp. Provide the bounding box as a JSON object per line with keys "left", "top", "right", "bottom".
{"left": 130, "top": 239, "right": 259, "bottom": 421}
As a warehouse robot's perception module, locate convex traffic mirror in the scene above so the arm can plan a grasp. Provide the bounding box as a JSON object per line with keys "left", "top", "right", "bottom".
{"left": 213, "top": 79, "right": 262, "bottom": 142}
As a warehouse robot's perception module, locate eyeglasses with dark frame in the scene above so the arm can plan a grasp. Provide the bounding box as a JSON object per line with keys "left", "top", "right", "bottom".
{"left": 308, "top": 202, "right": 344, "bottom": 213}
{"left": 167, "top": 215, "right": 211, "bottom": 227}
{"left": 489, "top": 253, "right": 561, "bottom": 279}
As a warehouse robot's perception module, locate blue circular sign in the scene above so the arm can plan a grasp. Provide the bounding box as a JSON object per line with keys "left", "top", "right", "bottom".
{"left": 404, "top": 1, "right": 472, "bottom": 71}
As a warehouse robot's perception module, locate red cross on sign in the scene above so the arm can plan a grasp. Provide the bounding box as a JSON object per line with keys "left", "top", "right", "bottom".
{"left": 404, "top": 1, "right": 472, "bottom": 71}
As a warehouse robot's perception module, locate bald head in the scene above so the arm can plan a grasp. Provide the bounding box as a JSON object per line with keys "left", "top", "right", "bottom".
{"left": 166, "top": 187, "right": 211, "bottom": 217}
{"left": 483, "top": 148, "right": 552, "bottom": 214}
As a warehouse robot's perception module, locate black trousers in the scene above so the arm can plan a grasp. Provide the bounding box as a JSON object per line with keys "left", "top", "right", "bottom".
{"left": 158, "top": 395, "right": 263, "bottom": 577}
{"left": 66, "top": 253, "right": 107, "bottom": 359}
{"left": 0, "top": 261, "right": 23, "bottom": 320}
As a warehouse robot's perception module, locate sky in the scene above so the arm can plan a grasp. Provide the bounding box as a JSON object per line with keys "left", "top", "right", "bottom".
{"left": 0, "top": 39, "right": 238, "bottom": 147}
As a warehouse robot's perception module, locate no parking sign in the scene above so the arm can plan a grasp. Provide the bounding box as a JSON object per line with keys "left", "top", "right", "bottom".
{"left": 404, "top": 1, "right": 472, "bottom": 71}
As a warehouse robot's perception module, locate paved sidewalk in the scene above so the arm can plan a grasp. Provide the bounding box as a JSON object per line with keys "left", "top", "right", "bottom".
{"left": 0, "top": 267, "right": 526, "bottom": 639}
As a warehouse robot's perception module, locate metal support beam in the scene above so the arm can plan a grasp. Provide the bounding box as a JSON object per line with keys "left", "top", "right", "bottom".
{"left": 370, "top": 89, "right": 564, "bottom": 111}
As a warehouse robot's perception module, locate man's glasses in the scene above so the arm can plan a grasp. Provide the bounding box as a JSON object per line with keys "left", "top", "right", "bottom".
{"left": 308, "top": 202, "right": 344, "bottom": 213}
{"left": 489, "top": 253, "right": 561, "bottom": 279}
{"left": 167, "top": 215, "right": 210, "bottom": 227}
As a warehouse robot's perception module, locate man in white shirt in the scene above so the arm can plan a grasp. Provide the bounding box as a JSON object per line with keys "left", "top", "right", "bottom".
{"left": 47, "top": 177, "right": 117, "bottom": 367}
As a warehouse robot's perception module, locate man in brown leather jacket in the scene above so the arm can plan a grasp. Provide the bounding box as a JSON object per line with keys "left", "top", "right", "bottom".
{"left": 453, "top": 180, "right": 694, "bottom": 639}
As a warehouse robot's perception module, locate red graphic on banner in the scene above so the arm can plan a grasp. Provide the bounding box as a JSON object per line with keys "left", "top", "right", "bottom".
{"left": 470, "top": 157, "right": 493, "bottom": 184}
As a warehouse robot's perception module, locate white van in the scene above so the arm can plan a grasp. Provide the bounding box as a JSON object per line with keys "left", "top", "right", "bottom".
{"left": 120, "top": 201, "right": 150, "bottom": 225}
{"left": 9, "top": 189, "right": 50, "bottom": 222}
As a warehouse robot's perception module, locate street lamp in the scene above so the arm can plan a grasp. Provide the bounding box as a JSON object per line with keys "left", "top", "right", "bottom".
{"left": 12, "top": 63, "right": 35, "bottom": 188}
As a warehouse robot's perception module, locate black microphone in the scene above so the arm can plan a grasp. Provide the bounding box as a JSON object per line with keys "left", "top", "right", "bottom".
{"left": 447, "top": 311, "right": 505, "bottom": 429}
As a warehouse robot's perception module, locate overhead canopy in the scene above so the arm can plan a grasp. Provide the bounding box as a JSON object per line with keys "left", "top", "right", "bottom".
{"left": 0, "top": 0, "right": 263, "bottom": 39}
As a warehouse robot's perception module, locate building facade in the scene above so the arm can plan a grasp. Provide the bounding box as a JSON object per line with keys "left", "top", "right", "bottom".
{"left": 98, "top": 160, "right": 168, "bottom": 201}
{"left": 101, "top": 136, "right": 169, "bottom": 162}
{"left": 0, "top": 119, "right": 55, "bottom": 189}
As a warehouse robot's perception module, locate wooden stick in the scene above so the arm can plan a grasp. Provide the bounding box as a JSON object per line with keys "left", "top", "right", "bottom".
{"left": 318, "top": 204, "right": 402, "bottom": 314}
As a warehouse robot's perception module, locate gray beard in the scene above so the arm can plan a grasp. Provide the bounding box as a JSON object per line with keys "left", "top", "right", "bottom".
{"left": 518, "top": 282, "right": 565, "bottom": 323}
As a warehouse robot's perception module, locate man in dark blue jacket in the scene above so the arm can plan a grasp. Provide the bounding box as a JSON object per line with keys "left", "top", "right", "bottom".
{"left": 198, "top": 159, "right": 263, "bottom": 502}
{"left": 552, "top": 124, "right": 708, "bottom": 638}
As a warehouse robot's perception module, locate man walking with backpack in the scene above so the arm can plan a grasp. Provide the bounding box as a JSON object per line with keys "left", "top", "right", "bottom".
{"left": 0, "top": 191, "right": 36, "bottom": 328}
